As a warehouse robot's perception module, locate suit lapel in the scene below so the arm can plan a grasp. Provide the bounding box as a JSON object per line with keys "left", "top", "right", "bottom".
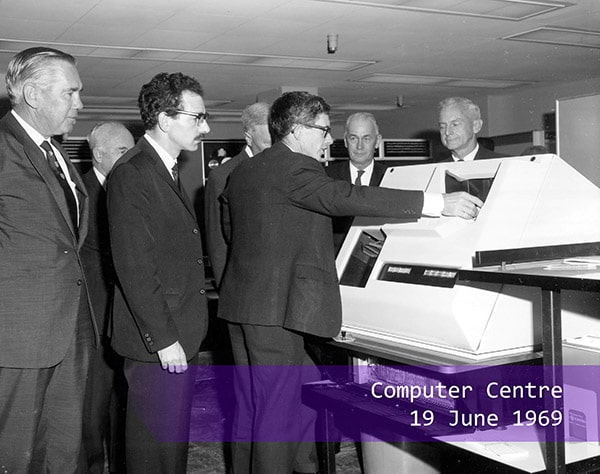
{"left": 5, "top": 115, "right": 81, "bottom": 242}
{"left": 138, "top": 137, "right": 197, "bottom": 218}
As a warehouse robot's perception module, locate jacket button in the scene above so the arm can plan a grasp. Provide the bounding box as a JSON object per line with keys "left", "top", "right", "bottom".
{"left": 64, "top": 250, "right": 69, "bottom": 254}
{"left": 77, "top": 279, "right": 83, "bottom": 286}
{"left": 199, "top": 289, "right": 206, "bottom": 295}
{"left": 192, "top": 228, "right": 199, "bottom": 234}
{"left": 197, "top": 258, "right": 203, "bottom": 265}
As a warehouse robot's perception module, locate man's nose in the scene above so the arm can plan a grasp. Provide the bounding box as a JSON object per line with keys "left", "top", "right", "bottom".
{"left": 199, "top": 122, "right": 210, "bottom": 134}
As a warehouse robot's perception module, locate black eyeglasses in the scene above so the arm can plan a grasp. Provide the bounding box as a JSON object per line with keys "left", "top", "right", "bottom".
{"left": 303, "top": 123, "right": 331, "bottom": 137}
{"left": 174, "top": 109, "right": 210, "bottom": 125}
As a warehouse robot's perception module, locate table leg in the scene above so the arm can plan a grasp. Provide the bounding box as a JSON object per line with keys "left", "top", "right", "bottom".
{"left": 541, "top": 288, "right": 565, "bottom": 474}
{"left": 317, "top": 408, "right": 337, "bottom": 474}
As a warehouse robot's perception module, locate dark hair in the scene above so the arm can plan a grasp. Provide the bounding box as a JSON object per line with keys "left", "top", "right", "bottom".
{"left": 6, "top": 47, "right": 76, "bottom": 106}
{"left": 138, "top": 72, "right": 204, "bottom": 130}
{"left": 269, "top": 91, "right": 330, "bottom": 142}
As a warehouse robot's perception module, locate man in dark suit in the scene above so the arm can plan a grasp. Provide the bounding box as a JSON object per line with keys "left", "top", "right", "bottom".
{"left": 107, "top": 72, "right": 211, "bottom": 474}
{"left": 219, "top": 91, "right": 483, "bottom": 473}
{"left": 82, "top": 121, "right": 134, "bottom": 473}
{"left": 0, "top": 47, "right": 96, "bottom": 472}
{"left": 326, "top": 112, "right": 388, "bottom": 252}
{"left": 438, "top": 96, "right": 506, "bottom": 162}
{"left": 205, "top": 101, "right": 271, "bottom": 288}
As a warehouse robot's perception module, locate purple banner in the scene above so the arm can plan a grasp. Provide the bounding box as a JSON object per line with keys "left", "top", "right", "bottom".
{"left": 132, "top": 364, "right": 600, "bottom": 443}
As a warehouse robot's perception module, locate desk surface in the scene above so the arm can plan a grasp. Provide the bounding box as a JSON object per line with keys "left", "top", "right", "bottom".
{"left": 460, "top": 256, "right": 600, "bottom": 292}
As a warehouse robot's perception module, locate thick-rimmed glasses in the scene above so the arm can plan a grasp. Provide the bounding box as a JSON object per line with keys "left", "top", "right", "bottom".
{"left": 303, "top": 123, "right": 331, "bottom": 137}
{"left": 174, "top": 109, "right": 210, "bottom": 125}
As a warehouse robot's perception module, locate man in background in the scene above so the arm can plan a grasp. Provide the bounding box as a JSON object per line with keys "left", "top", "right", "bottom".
{"left": 204, "top": 101, "right": 271, "bottom": 288}
{"left": 0, "top": 46, "right": 95, "bottom": 472}
{"left": 82, "top": 121, "right": 135, "bottom": 473}
{"left": 107, "top": 72, "right": 211, "bottom": 473}
{"left": 438, "top": 96, "right": 505, "bottom": 161}
{"left": 326, "top": 112, "right": 387, "bottom": 252}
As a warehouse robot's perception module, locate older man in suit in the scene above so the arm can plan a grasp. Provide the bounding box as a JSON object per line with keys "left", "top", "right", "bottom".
{"left": 107, "top": 72, "right": 211, "bottom": 473}
{"left": 219, "top": 91, "right": 482, "bottom": 473}
{"left": 438, "top": 97, "right": 508, "bottom": 199}
{"left": 0, "top": 47, "right": 96, "bottom": 472}
{"left": 438, "top": 96, "right": 505, "bottom": 162}
{"left": 326, "top": 112, "right": 387, "bottom": 252}
{"left": 82, "top": 121, "right": 134, "bottom": 473}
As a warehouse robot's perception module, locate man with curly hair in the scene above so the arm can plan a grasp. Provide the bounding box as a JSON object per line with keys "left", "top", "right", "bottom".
{"left": 107, "top": 72, "right": 211, "bottom": 473}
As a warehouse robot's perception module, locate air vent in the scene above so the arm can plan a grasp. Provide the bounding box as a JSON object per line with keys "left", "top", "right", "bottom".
{"left": 381, "top": 139, "right": 430, "bottom": 160}
{"left": 328, "top": 138, "right": 431, "bottom": 162}
{"left": 60, "top": 137, "right": 92, "bottom": 172}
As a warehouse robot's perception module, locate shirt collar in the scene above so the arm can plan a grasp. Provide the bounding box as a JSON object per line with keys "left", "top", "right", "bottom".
{"left": 350, "top": 160, "right": 374, "bottom": 173}
{"left": 349, "top": 160, "right": 374, "bottom": 183}
{"left": 93, "top": 167, "right": 107, "bottom": 188}
{"left": 453, "top": 143, "right": 479, "bottom": 162}
{"left": 12, "top": 110, "right": 47, "bottom": 147}
{"left": 244, "top": 145, "right": 254, "bottom": 158}
{"left": 144, "top": 133, "right": 177, "bottom": 172}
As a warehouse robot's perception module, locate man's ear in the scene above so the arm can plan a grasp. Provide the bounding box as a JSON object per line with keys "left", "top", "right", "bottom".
{"left": 157, "top": 111, "right": 170, "bottom": 132}
{"left": 473, "top": 119, "right": 483, "bottom": 134}
{"left": 22, "top": 83, "right": 39, "bottom": 109}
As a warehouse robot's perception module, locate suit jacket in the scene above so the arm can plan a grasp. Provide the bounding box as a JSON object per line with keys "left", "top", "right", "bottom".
{"left": 325, "top": 159, "right": 387, "bottom": 186}
{"left": 218, "top": 141, "right": 423, "bottom": 338}
{"left": 0, "top": 111, "right": 93, "bottom": 368}
{"left": 107, "top": 136, "right": 209, "bottom": 362}
{"left": 81, "top": 170, "right": 114, "bottom": 337}
{"left": 204, "top": 148, "right": 250, "bottom": 288}
{"left": 325, "top": 160, "right": 388, "bottom": 252}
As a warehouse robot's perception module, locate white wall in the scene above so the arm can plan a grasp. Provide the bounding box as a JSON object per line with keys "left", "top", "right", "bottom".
{"left": 363, "top": 78, "right": 600, "bottom": 140}
{"left": 486, "top": 77, "right": 600, "bottom": 137}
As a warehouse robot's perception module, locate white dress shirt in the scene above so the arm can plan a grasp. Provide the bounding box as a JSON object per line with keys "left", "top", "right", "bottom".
{"left": 12, "top": 110, "right": 80, "bottom": 218}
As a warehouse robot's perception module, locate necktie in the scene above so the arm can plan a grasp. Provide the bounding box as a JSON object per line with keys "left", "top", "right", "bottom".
{"left": 354, "top": 170, "right": 365, "bottom": 185}
{"left": 171, "top": 162, "right": 181, "bottom": 190}
{"left": 40, "top": 140, "right": 78, "bottom": 233}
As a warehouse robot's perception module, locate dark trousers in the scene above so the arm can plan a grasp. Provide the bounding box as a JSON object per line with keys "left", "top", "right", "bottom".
{"left": 84, "top": 336, "right": 126, "bottom": 473}
{"left": 123, "top": 354, "right": 198, "bottom": 474}
{"left": 0, "top": 298, "right": 93, "bottom": 473}
{"left": 228, "top": 323, "right": 320, "bottom": 474}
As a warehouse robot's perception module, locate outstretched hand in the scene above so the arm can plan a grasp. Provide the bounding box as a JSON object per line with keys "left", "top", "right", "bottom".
{"left": 442, "top": 192, "right": 483, "bottom": 219}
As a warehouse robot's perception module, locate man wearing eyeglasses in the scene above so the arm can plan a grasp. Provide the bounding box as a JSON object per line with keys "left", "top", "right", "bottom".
{"left": 218, "top": 91, "right": 482, "bottom": 473}
{"left": 107, "top": 72, "right": 211, "bottom": 473}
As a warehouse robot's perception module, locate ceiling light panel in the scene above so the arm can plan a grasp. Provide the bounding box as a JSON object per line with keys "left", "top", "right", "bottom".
{"left": 312, "top": 0, "right": 572, "bottom": 21}
{"left": 0, "top": 38, "right": 375, "bottom": 72}
{"left": 503, "top": 26, "right": 600, "bottom": 49}
{"left": 355, "top": 73, "right": 532, "bottom": 88}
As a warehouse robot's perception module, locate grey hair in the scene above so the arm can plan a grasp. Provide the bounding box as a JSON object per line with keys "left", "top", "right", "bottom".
{"left": 241, "top": 102, "right": 270, "bottom": 132}
{"left": 344, "top": 112, "right": 380, "bottom": 136}
{"left": 87, "top": 121, "right": 130, "bottom": 152}
{"left": 5, "top": 47, "right": 76, "bottom": 106}
{"left": 438, "top": 97, "right": 481, "bottom": 122}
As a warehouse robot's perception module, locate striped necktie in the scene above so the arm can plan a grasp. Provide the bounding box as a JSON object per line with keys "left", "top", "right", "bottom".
{"left": 354, "top": 170, "right": 365, "bottom": 185}
{"left": 40, "top": 140, "right": 78, "bottom": 233}
{"left": 171, "top": 162, "right": 181, "bottom": 190}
